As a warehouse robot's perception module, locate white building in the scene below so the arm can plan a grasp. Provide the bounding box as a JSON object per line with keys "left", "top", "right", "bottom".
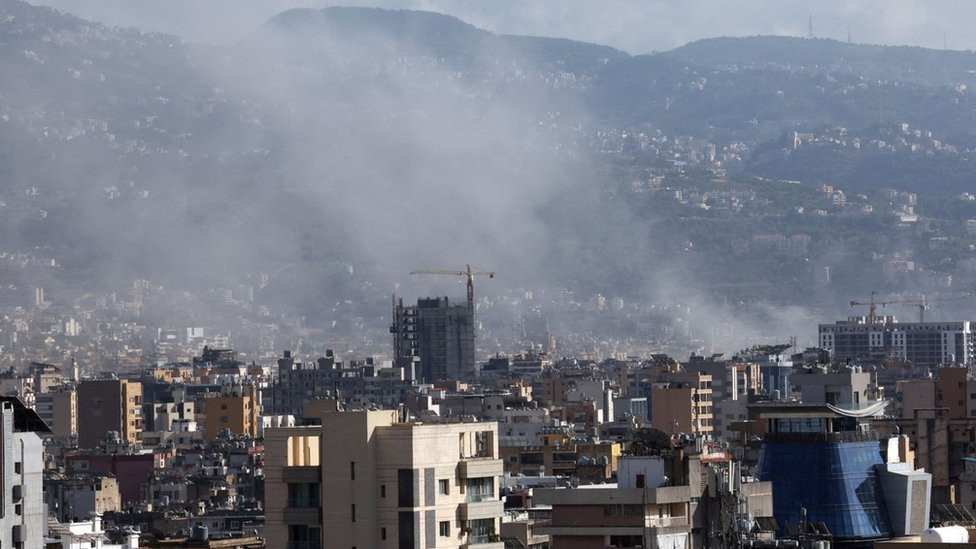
{"left": 0, "top": 398, "right": 48, "bottom": 548}
{"left": 47, "top": 515, "right": 139, "bottom": 549}
{"left": 819, "top": 316, "right": 975, "bottom": 368}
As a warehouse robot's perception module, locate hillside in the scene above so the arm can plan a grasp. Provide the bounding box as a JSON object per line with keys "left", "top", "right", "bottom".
{"left": 3, "top": 1, "right": 976, "bottom": 327}
{"left": 665, "top": 36, "right": 976, "bottom": 88}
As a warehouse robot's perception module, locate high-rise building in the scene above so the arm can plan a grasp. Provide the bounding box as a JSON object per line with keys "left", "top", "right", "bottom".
{"left": 77, "top": 380, "right": 143, "bottom": 449}
{"left": 0, "top": 397, "right": 49, "bottom": 548}
{"left": 265, "top": 408, "right": 504, "bottom": 549}
{"left": 392, "top": 296, "right": 476, "bottom": 382}
{"left": 819, "top": 316, "right": 975, "bottom": 368}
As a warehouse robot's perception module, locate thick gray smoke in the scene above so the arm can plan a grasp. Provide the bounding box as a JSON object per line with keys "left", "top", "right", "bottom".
{"left": 1, "top": 1, "right": 863, "bottom": 357}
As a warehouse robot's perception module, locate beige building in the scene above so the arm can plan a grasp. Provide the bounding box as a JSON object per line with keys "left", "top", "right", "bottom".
{"left": 199, "top": 385, "right": 259, "bottom": 441}
{"left": 35, "top": 386, "right": 77, "bottom": 438}
{"left": 46, "top": 472, "right": 122, "bottom": 523}
{"left": 650, "top": 372, "right": 713, "bottom": 437}
{"left": 77, "top": 379, "right": 142, "bottom": 449}
{"left": 536, "top": 454, "right": 773, "bottom": 549}
{"left": 895, "top": 366, "right": 976, "bottom": 420}
{"left": 265, "top": 408, "right": 505, "bottom": 549}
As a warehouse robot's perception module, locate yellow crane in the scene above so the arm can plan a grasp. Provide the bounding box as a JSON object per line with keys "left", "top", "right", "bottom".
{"left": 851, "top": 294, "right": 961, "bottom": 323}
{"left": 410, "top": 264, "right": 495, "bottom": 308}
{"left": 850, "top": 291, "right": 884, "bottom": 324}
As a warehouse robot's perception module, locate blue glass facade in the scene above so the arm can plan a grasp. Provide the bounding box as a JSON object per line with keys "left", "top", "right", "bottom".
{"left": 757, "top": 440, "right": 891, "bottom": 541}
{"left": 760, "top": 364, "right": 792, "bottom": 398}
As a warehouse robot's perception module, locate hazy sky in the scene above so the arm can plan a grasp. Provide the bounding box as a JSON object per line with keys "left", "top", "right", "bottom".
{"left": 32, "top": 0, "right": 976, "bottom": 53}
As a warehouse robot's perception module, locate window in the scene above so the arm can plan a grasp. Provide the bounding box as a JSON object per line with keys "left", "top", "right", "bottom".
{"left": 604, "top": 504, "right": 643, "bottom": 516}
{"left": 438, "top": 479, "right": 449, "bottom": 495}
{"left": 351, "top": 504, "right": 356, "bottom": 522}
{"left": 287, "top": 483, "right": 321, "bottom": 508}
{"left": 439, "top": 521, "right": 450, "bottom": 537}
{"left": 465, "top": 478, "right": 494, "bottom": 503}
{"left": 350, "top": 462, "right": 356, "bottom": 480}
{"left": 380, "top": 484, "right": 386, "bottom": 498}
{"left": 13, "top": 462, "right": 21, "bottom": 474}
{"left": 381, "top": 528, "right": 386, "bottom": 540}
{"left": 609, "top": 536, "right": 643, "bottom": 548}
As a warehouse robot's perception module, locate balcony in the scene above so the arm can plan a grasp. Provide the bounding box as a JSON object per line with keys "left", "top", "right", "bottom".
{"left": 465, "top": 491, "right": 495, "bottom": 503}
{"left": 648, "top": 485, "right": 691, "bottom": 504}
{"left": 460, "top": 500, "right": 504, "bottom": 521}
{"left": 536, "top": 524, "right": 644, "bottom": 537}
{"left": 283, "top": 507, "right": 321, "bottom": 525}
{"left": 458, "top": 458, "right": 503, "bottom": 479}
{"left": 464, "top": 535, "right": 504, "bottom": 549}
{"left": 645, "top": 516, "right": 688, "bottom": 528}
{"left": 282, "top": 466, "right": 320, "bottom": 483}
{"left": 287, "top": 496, "right": 321, "bottom": 508}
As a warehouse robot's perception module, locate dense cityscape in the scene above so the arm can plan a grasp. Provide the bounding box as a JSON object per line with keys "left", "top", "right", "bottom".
{"left": 4, "top": 0, "right": 976, "bottom": 548}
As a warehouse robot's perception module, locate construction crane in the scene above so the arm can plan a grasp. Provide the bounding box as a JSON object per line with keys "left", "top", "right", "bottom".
{"left": 410, "top": 264, "right": 495, "bottom": 308}
{"left": 891, "top": 295, "right": 967, "bottom": 323}
{"left": 851, "top": 294, "right": 961, "bottom": 323}
{"left": 850, "top": 292, "right": 884, "bottom": 324}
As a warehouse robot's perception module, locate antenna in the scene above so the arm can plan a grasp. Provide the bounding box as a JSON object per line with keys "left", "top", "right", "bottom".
{"left": 808, "top": 15, "right": 814, "bottom": 39}
{"left": 847, "top": 26, "right": 852, "bottom": 44}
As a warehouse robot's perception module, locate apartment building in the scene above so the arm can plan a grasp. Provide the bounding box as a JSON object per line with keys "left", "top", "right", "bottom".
{"left": 535, "top": 454, "right": 774, "bottom": 549}
{"left": 265, "top": 408, "right": 505, "bottom": 549}
{"left": 77, "top": 379, "right": 143, "bottom": 449}
{"left": 0, "top": 397, "right": 48, "bottom": 549}
{"left": 650, "top": 372, "right": 713, "bottom": 438}
{"left": 199, "top": 384, "right": 259, "bottom": 441}
{"left": 35, "top": 385, "right": 77, "bottom": 438}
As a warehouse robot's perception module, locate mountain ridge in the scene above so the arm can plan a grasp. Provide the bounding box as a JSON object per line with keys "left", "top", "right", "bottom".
{"left": 3, "top": 0, "right": 976, "bottom": 324}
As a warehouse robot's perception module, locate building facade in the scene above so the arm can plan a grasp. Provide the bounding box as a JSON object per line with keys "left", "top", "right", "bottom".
{"left": 536, "top": 454, "right": 774, "bottom": 549}
{"left": 650, "top": 372, "right": 713, "bottom": 438}
{"left": 199, "top": 384, "right": 259, "bottom": 441}
{"left": 0, "top": 399, "right": 48, "bottom": 548}
{"left": 35, "top": 385, "right": 77, "bottom": 438}
{"left": 393, "top": 297, "right": 476, "bottom": 382}
{"left": 265, "top": 408, "right": 504, "bottom": 549}
{"left": 819, "top": 317, "right": 975, "bottom": 368}
{"left": 77, "top": 380, "right": 143, "bottom": 449}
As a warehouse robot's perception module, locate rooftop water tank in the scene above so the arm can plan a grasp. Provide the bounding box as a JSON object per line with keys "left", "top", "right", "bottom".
{"left": 920, "top": 526, "right": 969, "bottom": 544}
